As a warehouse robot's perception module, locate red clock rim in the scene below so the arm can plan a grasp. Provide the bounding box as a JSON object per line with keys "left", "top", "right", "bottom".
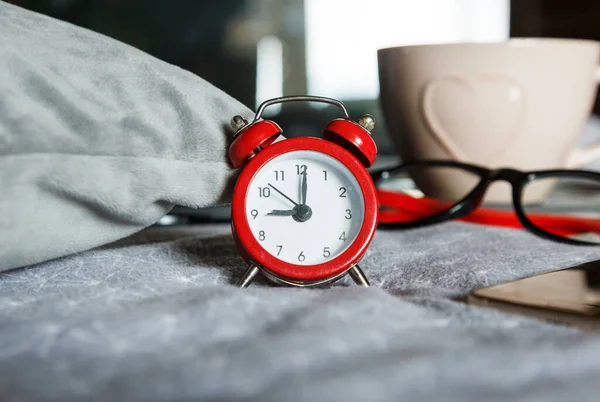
{"left": 231, "top": 137, "right": 378, "bottom": 282}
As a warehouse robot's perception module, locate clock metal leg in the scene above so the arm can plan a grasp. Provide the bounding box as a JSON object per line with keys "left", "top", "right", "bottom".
{"left": 348, "top": 265, "right": 370, "bottom": 287}
{"left": 237, "top": 264, "right": 260, "bottom": 288}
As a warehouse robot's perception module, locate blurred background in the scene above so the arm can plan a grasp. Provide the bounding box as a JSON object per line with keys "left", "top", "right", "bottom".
{"left": 6, "top": 0, "right": 600, "bottom": 155}
{"left": 6, "top": 0, "right": 600, "bottom": 224}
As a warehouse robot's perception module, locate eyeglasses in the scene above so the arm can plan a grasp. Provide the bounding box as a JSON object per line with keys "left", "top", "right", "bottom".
{"left": 371, "top": 160, "right": 600, "bottom": 245}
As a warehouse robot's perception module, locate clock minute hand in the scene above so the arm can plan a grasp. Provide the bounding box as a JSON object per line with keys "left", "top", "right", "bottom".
{"left": 268, "top": 183, "right": 299, "bottom": 207}
{"left": 301, "top": 172, "right": 307, "bottom": 205}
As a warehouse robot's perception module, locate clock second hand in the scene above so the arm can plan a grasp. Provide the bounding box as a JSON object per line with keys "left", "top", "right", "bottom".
{"left": 268, "top": 183, "right": 299, "bottom": 207}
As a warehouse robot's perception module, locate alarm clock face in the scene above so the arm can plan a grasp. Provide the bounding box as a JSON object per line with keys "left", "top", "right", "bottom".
{"left": 245, "top": 150, "right": 365, "bottom": 266}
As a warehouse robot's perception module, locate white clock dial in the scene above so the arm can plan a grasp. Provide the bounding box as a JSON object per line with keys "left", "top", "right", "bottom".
{"left": 246, "top": 150, "right": 365, "bottom": 265}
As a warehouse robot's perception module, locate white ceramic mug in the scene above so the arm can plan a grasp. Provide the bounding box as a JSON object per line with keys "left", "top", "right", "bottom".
{"left": 378, "top": 39, "right": 600, "bottom": 203}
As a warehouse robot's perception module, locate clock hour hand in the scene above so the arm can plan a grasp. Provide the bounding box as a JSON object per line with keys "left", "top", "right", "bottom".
{"left": 266, "top": 209, "right": 296, "bottom": 216}
{"left": 266, "top": 183, "right": 312, "bottom": 222}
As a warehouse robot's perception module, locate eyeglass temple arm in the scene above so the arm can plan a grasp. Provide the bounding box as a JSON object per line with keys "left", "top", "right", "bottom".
{"left": 378, "top": 190, "right": 600, "bottom": 236}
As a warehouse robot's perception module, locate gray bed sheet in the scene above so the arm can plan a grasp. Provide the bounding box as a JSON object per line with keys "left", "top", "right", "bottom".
{"left": 2, "top": 222, "right": 600, "bottom": 401}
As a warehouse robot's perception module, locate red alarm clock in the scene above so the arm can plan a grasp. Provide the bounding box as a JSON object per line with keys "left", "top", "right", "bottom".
{"left": 229, "top": 96, "right": 378, "bottom": 288}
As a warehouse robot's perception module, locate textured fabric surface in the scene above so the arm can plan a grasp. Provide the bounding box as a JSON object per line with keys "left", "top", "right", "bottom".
{"left": 0, "top": 1, "right": 252, "bottom": 270}
{"left": 2, "top": 222, "right": 600, "bottom": 401}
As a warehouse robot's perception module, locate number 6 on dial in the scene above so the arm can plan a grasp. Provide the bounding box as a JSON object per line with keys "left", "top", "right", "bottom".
{"left": 228, "top": 96, "right": 378, "bottom": 288}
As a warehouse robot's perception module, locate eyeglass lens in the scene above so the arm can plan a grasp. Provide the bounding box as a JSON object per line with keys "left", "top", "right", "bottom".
{"left": 378, "top": 165, "right": 481, "bottom": 222}
{"left": 522, "top": 175, "right": 600, "bottom": 244}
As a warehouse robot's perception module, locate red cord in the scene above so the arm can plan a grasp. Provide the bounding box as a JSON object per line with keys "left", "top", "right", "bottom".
{"left": 377, "top": 189, "right": 600, "bottom": 236}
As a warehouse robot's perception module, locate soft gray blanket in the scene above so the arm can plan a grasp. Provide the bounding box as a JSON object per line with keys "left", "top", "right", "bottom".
{"left": 0, "top": 1, "right": 252, "bottom": 270}
{"left": 2, "top": 222, "right": 600, "bottom": 401}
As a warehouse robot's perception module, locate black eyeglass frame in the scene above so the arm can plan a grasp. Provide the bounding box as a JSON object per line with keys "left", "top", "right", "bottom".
{"left": 371, "top": 160, "right": 600, "bottom": 246}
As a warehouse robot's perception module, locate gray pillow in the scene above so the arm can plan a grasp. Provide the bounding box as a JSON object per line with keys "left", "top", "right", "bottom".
{"left": 0, "top": 1, "right": 253, "bottom": 271}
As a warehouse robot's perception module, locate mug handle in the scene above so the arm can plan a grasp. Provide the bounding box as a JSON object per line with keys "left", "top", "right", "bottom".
{"left": 566, "top": 66, "right": 600, "bottom": 168}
